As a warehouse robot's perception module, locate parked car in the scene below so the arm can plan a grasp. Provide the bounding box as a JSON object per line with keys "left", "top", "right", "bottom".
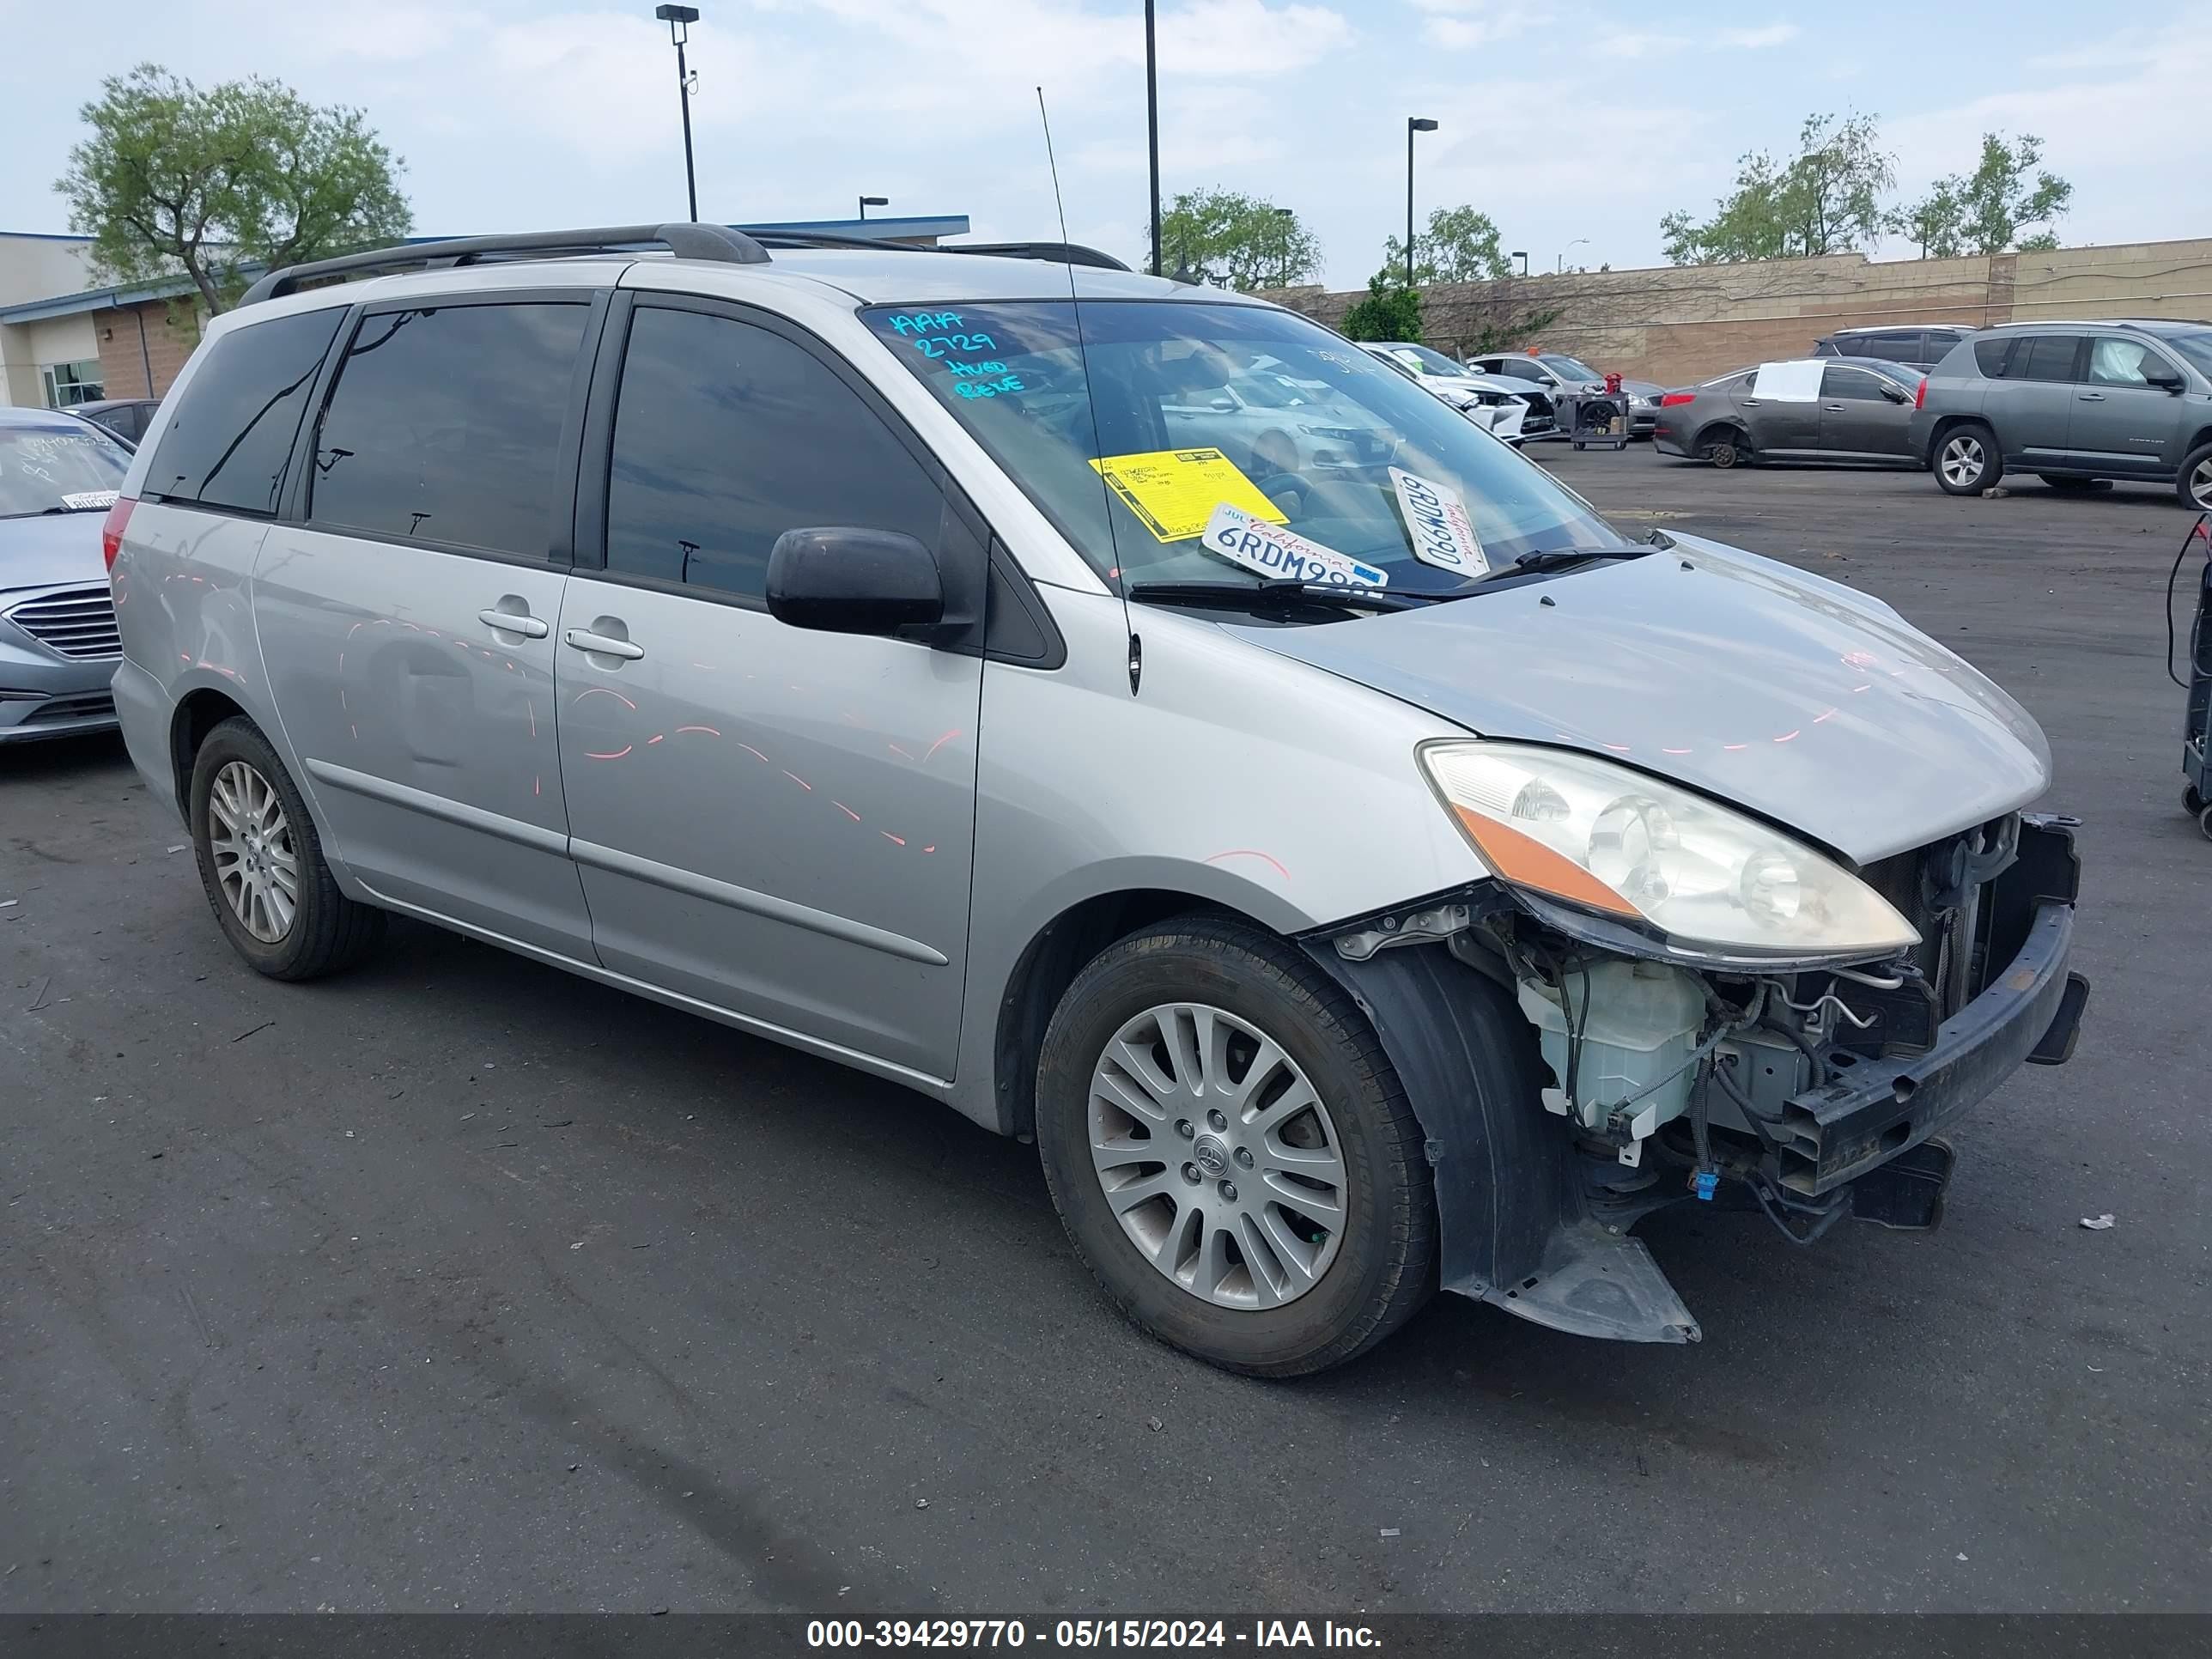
{"left": 1160, "top": 354, "right": 1401, "bottom": 479}
{"left": 1465, "top": 352, "right": 1662, "bottom": 436}
{"left": 1653, "top": 356, "right": 1925, "bottom": 469}
{"left": 0, "top": 406, "right": 128, "bottom": 743}
{"left": 72, "top": 398, "right": 162, "bottom": 448}
{"left": 107, "top": 223, "right": 2085, "bottom": 1375}
{"left": 1814, "top": 325, "right": 1976, "bottom": 373}
{"left": 1910, "top": 320, "right": 2212, "bottom": 507}
{"left": 1360, "top": 343, "right": 1553, "bottom": 442}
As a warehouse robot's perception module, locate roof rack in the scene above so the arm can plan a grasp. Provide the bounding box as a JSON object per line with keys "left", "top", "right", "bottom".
{"left": 238, "top": 222, "right": 770, "bottom": 307}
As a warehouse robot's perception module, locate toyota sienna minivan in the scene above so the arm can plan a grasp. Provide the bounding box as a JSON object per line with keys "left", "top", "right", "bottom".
{"left": 104, "top": 224, "right": 2088, "bottom": 1374}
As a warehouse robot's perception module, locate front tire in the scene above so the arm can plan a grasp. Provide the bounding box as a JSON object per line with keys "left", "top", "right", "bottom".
{"left": 1936, "top": 423, "right": 2000, "bottom": 495}
{"left": 2179, "top": 442, "right": 2212, "bottom": 512}
{"left": 1036, "top": 918, "right": 1436, "bottom": 1376}
{"left": 189, "top": 717, "right": 385, "bottom": 981}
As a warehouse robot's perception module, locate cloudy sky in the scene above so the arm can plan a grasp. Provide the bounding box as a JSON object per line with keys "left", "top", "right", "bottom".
{"left": 1, "top": 0, "right": 2205, "bottom": 289}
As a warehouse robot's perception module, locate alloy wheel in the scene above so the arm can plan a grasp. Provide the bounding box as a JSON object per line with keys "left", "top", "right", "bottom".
{"left": 1941, "top": 434, "right": 1986, "bottom": 489}
{"left": 207, "top": 759, "right": 299, "bottom": 943}
{"left": 1087, "top": 1002, "right": 1347, "bottom": 1310}
{"left": 2190, "top": 457, "right": 2212, "bottom": 510}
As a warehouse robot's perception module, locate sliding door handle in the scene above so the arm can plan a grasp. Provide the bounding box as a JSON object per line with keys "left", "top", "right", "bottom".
{"left": 563, "top": 628, "right": 645, "bottom": 661}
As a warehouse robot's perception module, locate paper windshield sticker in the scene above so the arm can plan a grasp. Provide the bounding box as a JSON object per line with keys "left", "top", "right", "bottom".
{"left": 1089, "top": 447, "right": 1285, "bottom": 543}
{"left": 1750, "top": 359, "right": 1822, "bottom": 402}
{"left": 1200, "top": 502, "right": 1389, "bottom": 587}
{"left": 1388, "top": 467, "right": 1488, "bottom": 577}
{"left": 61, "top": 490, "right": 119, "bottom": 511}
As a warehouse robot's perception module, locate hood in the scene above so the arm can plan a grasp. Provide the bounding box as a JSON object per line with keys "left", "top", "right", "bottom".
{"left": 1233, "top": 534, "right": 2050, "bottom": 865}
{"left": 0, "top": 511, "right": 109, "bottom": 596}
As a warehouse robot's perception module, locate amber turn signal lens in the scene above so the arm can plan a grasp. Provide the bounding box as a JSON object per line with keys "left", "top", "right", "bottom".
{"left": 1449, "top": 804, "right": 1640, "bottom": 918}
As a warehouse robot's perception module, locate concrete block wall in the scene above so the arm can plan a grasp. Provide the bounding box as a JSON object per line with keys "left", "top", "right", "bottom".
{"left": 1263, "top": 236, "right": 2212, "bottom": 386}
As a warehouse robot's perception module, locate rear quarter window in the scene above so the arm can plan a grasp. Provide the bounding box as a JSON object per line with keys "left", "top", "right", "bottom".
{"left": 143, "top": 307, "right": 346, "bottom": 515}
{"left": 1972, "top": 337, "right": 2014, "bottom": 378}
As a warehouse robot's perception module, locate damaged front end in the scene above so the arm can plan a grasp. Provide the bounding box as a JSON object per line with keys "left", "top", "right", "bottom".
{"left": 1308, "top": 812, "right": 2088, "bottom": 1346}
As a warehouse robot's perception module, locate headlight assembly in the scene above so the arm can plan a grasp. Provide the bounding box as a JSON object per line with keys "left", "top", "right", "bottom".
{"left": 1419, "top": 740, "right": 1918, "bottom": 964}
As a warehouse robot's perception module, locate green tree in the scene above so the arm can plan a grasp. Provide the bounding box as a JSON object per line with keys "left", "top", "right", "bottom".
{"left": 1339, "top": 276, "right": 1423, "bottom": 342}
{"left": 1899, "top": 131, "right": 2071, "bottom": 258}
{"left": 1151, "top": 188, "right": 1322, "bottom": 291}
{"left": 1662, "top": 112, "right": 1894, "bottom": 264}
{"left": 56, "top": 63, "right": 411, "bottom": 315}
{"left": 1376, "top": 204, "right": 1511, "bottom": 287}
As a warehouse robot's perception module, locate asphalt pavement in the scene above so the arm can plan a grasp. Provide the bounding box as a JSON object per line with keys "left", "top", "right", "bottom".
{"left": 3, "top": 446, "right": 2206, "bottom": 1613}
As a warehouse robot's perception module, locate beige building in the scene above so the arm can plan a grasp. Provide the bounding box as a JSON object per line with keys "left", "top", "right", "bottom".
{"left": 0, "top": 232, "right": 108, "bottom": 408}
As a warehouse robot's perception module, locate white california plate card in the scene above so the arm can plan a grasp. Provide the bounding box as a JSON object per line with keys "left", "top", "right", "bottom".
{"left": 1388, "top": 467, "right": 1489, "bottom": 576}
{"left": 62, "top": 490, "right": 119, "bottom": 511}
{"left": 1749, "top": 360, "right": 1822, "bottom": 402}
{"left": 1200, "top": 502, "right": 1389, "bottom": 587}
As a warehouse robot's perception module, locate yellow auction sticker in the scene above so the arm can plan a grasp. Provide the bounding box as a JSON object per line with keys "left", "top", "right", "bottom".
{"left": 1088, "top": 447, "right": 1288, "bottom": 543}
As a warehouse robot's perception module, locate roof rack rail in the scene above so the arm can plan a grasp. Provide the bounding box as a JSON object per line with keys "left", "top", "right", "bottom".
{"left": 954, "top": 241, "right": 1131, "bottom": 272}
{"left": 239, "top": 222, "right": 770, "bottom": 307}
{"left": 735, "top": 228, "right": 1132, "bottom": 272}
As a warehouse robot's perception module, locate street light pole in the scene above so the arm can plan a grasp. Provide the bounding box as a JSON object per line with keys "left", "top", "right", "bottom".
{"left": 654, "top": 5, "right": 702, "bottom": 222}
{"left": 1557, "top": 238, "right": 1589, "bottom": 273}
{"left": 859, "top": 195, "right": 889, "bottom": 222}
{"left": 1146, "top": 0, "right": 1163, "bottom": 277}
{"left": 1512, "top": 250, "right": 1528, "bottom": 276}
{"left": 1405, "top": 118, "right": 1437, "bottom": 290}
{"left": 1271, "top": 205, "right": 1294, "bottom": 289}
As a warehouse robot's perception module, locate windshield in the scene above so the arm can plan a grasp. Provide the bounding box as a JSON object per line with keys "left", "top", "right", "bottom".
{"left": 1377, "top": 343, "right": 1466, "bottom": 379}
{"left": 1540, "top": 354, "right": 1603, "bottom": 382}
{"left": 865, "top": 301, "right": 1627, "bottom": 593}
{"left": 0, "top": 422, "right": 129, "bottom": 518}
{"left": 2162, "top": 331, "right": 2212, "bottom": 380}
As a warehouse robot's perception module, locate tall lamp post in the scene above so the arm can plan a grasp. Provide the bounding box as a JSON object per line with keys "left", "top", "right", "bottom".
{"left": 653, "top": 4, "right": 702, "bottom": 222}
{"left": 1557, "top": 237, "right": 1589, "bottom": 273}
{"left": 1405, "top": 117, "right": 1437, "bottom": 289}
{"left": 1511, "top": 250, "right": 1528, "bottom": 276}
{"left": 858, "top": 195, "right": 889, "bottom": 221}
{"left": 1146, "top": 0, "right": 1163, "bottom": 277}
{"left": 1271, "top": 205, "right": 1295, "bottom": 289}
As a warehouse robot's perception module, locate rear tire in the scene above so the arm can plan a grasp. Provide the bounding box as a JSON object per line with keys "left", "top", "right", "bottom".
{"left": 189, "top": 717, "right": 385, "bottom": 981}
{"left": 1935, "top": 423, "right": 2000, "bottom": 495}
{"left": 2179, "top": 442, "right": 2212, "bottom": 512}
{"left": 1703, "top": 428, "right": 1748, "bottom": 469}
{"left": 1035, "top": 917, "right": 1436, "bottom": 1376}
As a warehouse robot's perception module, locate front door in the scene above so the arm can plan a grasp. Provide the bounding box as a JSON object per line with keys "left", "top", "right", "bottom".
{"left": 1745, "top": 361, "right": 1822, "bottom": 456}
{"left": 2067, "top": 336, "right": 2185, "bottom": 477}
{"left": 1817, "top": 364, "right": 1915, "bottom": 461}
{"left": 252, "top": 295, "right": 600, "bottom": 957}
{"left": 556, "top": 296, "right": 984, "bottom": 1080}
{"left": 1983, "top": 333, "right": 2082, "bottom": 470}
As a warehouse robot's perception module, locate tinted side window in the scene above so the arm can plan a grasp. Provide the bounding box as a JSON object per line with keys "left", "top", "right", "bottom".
{"left": 144, "top": 308, "right": 344, "bottom": 514}
{"left": 1821, "top": 366, "right": 1889, "bottom": 401}
{"left": 310, "top": 302, "right": 588, "bottom": 559}
{"left": 1973, "top": 337, "right": 2014, "bottom": 378}
{"left": 1865, "top": 332, "right": 1921, "bottom": 362}
{"left": 604, "top": 306, "right": 945, "bottom": 602}
{"left": 2016, "top": 336, "right": 2082, "bottom": 382}
{"left": 2085, "top": 337, "right": 2166, "bottom": 387}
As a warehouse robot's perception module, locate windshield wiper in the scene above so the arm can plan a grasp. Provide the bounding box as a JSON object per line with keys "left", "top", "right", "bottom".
{"left": 1499, "top": 543, "right": 1651, "bottom": 574}
{"left": 1127, "top": 579, "right": 1435, "bottom": 614}
{"left": 39, "top": 504, "right": 109, "bottom": 515}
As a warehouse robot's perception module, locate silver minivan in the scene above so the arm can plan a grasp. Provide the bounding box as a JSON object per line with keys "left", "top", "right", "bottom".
{"left": 105, "top": 225, "right": 2087, "bottom": 1374}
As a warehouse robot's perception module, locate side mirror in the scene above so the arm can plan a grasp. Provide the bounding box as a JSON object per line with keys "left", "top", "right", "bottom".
{"left": 766, "top": 527, "right": 945, "bottom": 638}
{"left": 1209, "top": 396, "right": 1237, "bottom": 412}
{"left": 2144, "top": 367, "right": 2185, "bottom": 393}
{"left": 1881, "top": 382, "right": 1911, "bottom": 404}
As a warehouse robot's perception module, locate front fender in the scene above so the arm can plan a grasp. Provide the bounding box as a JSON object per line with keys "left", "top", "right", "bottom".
{"left": 1305, "top": 939, "right": 1702, "bottom": 1345}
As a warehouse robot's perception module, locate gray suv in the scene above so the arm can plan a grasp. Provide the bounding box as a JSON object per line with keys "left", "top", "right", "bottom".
{"left": 103, "top": 223, "right": 2085, "bottom": 1373}
{"left": 1911, "top": 319, "right": 2212, "bottom": 507}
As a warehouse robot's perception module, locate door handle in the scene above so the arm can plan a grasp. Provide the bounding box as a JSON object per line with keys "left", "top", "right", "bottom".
{"left": 478, "top": 607, "right": 549, "bottom": 638}
{"left": 1822, "top": 403, "right": 1846, "bottom": 411}
{"left": 1741, "top": 398, "right": 1763, "bottom": 406}
{"left": 2076, "top": 391, "right": 2106, "bottom": 401}
{"left": 563, "top": 628, "right": 645, "bottom": 661}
